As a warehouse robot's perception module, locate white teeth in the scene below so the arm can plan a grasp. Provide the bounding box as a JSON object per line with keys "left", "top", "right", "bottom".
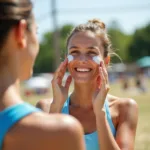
{"left": 92, "top": 56, "right": 102, "bottom": 64}
{"left": 67, "top": 55, "right": 74, "bottom": 63}
{"left": 76, "top": 68, "right": 90, "bottom": 72}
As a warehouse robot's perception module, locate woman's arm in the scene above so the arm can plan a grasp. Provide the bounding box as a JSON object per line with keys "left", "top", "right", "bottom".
{"left": 36, "top": 59, "right": 72, "bottom": 113}
{"left": 95, "top": 98, "right": 138, "bottom": 150}
{"left": 93, "top": 62, "right": 138, "bottom": 150}
{"left": 115, "top": 98, "right": 138, "bottom": 150}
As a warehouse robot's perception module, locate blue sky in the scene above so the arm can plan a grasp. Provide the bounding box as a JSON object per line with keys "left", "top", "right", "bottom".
{"left": 32, "top": 0, "right": 150, "bottom": 40}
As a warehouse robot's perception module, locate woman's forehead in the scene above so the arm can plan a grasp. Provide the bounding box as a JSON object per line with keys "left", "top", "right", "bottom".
{"left": 68, "top": 31, "right": 102, "bottom": 49}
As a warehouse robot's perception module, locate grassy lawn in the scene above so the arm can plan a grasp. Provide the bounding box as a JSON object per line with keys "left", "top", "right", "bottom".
{"left": 21, "top": 78, "right": 150, "bottom": 150}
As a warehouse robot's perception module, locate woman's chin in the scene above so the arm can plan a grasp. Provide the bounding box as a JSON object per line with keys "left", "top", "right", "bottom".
{"left": 74, "top": 77, "right": 92, "bottom": 84}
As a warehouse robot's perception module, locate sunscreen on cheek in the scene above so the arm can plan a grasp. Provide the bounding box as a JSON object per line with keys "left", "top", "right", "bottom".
{"left": 67, "top": 55, "right": 74, "bottom": 63}
{"left": 92, "top": 56, "right": 102, "bottom": 64}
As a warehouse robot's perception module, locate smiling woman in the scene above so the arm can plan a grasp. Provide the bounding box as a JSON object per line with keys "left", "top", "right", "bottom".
{"left": 37, "top": 18, "right": 138, "bottom": 150}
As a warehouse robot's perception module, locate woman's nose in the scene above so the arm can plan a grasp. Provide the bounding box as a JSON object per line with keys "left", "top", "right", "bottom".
{"left": 78, "top": 54, "right": 88, "bottom": 61}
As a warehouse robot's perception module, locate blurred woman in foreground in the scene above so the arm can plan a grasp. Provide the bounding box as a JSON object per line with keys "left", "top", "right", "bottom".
{"left": 0, "top": 1, "right": 85, "bottom": 150}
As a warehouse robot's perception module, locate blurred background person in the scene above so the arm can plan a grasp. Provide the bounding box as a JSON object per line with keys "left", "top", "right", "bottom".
{"left": 135, "top": 69, "right": 148, "bottom": 93}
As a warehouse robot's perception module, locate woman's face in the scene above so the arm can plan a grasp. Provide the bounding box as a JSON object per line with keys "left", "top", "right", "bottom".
{"left": 67, "top": 31, "right": 104, "bottom": 84}
{"left": 20, "top": 17, "right": 39, "bottom": 80}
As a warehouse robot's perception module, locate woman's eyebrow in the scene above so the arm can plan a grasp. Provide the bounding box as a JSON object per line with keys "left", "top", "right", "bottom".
{"left": 68, "top": 46, "right": 79, "bottom": 50}
{"left": 87, "top": 46, "right": 99, "bottom": 50}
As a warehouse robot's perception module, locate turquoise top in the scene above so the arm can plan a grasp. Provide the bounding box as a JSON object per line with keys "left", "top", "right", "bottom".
{"left": 62, "top": 97, "right": 116, "bottom": 150}
{"left": 0, "top": 102, "right": 41, "bottom": 150}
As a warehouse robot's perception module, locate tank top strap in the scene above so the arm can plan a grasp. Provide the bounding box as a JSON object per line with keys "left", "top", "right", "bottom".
{"left": 61, "top": 97, "right": 70, "bottom": 114}
{"left": 0, "top": 102, "right": 41, "bottom": 150}
{"left": 104, "top": 99, "right": 116, "bottom": 136}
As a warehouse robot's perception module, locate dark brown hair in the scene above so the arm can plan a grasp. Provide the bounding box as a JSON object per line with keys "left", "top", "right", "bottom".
{"left": 66, "top": 19, "right": 113, "bottom": 58}
{"left": 0, "top": 0, "right": 33, "bottom": 49}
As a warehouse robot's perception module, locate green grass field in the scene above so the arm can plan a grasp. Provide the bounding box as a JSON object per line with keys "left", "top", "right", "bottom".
{"left": 21, "top": 78, "right": 150, "bottom": 150}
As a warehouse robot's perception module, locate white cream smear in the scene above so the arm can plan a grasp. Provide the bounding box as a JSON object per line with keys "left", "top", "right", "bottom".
{"left": 67, "top": 55, "right": 74, "bottom": 63}
{"left": 92, "top": 56, "right": 102, "bottom": 64}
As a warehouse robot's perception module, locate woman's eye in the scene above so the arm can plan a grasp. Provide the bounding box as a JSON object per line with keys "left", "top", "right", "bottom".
{"left": 87, "top": 51, "right": 97, "bottom": 55}
{"left": 70, "top": 50, "right": 79, "bottom": 54}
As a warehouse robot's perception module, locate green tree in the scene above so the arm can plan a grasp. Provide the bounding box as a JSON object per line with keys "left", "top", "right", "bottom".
{"left": 128, "top": 23, "right": 150, "bottom": 62}
{"left": 34, "top": 24, "right": 74, "bottom": 73}
{"left": 108, "top": 21, "right": 132, "bottom": 63}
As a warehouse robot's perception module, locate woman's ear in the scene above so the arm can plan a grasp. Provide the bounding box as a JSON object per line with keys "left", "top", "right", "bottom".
{"left": 15, "top": 19, "right": 27, "bottom": 49}
{"left": 104, "top": 56, "right": 110, "bottom": 66}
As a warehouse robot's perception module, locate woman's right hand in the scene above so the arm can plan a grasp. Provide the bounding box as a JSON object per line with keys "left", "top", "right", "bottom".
{"left": 50, "top": 58, "right": 72, "bottom": 113}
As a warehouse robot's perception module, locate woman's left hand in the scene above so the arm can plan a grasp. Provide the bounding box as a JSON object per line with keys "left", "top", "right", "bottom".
{"left": 93, "top": 61, "right": 110, "bottom": 114}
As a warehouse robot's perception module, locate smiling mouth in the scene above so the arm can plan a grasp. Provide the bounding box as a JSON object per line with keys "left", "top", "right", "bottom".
{"left": 75, "top": 68, "right": 92, "bottom": 73}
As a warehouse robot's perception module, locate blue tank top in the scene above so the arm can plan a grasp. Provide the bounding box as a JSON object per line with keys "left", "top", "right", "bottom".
{"left": 62, "top": 97, "right": 116, "bottom": 150}
{"left": 0, "top": 102, "right": 41, "bottom": 150}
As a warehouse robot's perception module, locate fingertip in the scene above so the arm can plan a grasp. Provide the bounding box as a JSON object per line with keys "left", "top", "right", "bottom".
{"left": 67, "top": 75, "right": 72, "bottom": 82}
{"left": 60, "top": 62, "right": 64, "bottom": 67}
{"left": 61, "top": 59, "right": 68, "bottom": 68}
{"left": 99, "top": 61, "right": 102, "bottom": 66}
{"left": 68, "top": 74, "right": 72, "bottom": 78}
{"left": 65, "top": 76, "right": 72, "bottom": 89}
{"left": 65, "top": 57, "right": 68, "bottom": 62}
{"left": 64, "top": 58, "right": 69, "bottom": 65}
{"left": 102, "top": 61, "right": 105, "bottom": 66}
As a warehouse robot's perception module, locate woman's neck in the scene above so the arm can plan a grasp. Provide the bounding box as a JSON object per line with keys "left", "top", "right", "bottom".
{"left": 70, "top": 82, "right": 98, "bottom": 109}
{"left": 0, "top": 67, "right": 22, "bottom": 111}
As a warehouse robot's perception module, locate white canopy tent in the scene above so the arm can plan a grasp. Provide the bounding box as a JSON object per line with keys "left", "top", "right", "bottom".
{"left": 25, "top": 76, "right": 50, "bottom": 90}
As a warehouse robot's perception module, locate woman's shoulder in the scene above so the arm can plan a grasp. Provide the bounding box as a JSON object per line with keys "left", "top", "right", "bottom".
{"left": 107, "top": 94, "right": 138, "bottom": 109}
{"left": 107, "top": 94, "right": 138, "bottom": 118}
{"left": 5, "top": 111, "right": 83, "bottom": 150}
{"left": 107, "top": 94, "right": 138, "bottom": 131}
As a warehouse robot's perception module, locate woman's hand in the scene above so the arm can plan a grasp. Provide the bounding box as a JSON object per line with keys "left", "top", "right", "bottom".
{"left": 93, "top": 61, "right": 110, "bottom": 115}
{"left": 50, "top": 58, "right": 72, "bottom": 113}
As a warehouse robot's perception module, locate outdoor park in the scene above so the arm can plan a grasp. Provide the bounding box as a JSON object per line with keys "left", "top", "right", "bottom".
{"left": 23, "top": 0, "right": 150, "bottom": 149}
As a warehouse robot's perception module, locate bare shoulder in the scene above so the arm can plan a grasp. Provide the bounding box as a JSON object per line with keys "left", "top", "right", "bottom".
{"left": 5, "top": 112, "right": 84, "bottom": 150}
{"left": 107, "top": 94, "right": 138, "bottom": 128}
{"left": 27, "top": 112, "right": 83, "bottom": 135}
{"left": 107, "top": 94, "right": 138, "bottom": 135}
{"left": 36, "top": 98, "right": 53, "bottom": 112}
{"left": 107, "top": 94, "right": 138, "bottom": 112}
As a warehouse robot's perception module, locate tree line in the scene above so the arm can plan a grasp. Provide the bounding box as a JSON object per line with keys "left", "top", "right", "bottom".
{"left": 34, "top": 21, "right": 150, "bottom": 73}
